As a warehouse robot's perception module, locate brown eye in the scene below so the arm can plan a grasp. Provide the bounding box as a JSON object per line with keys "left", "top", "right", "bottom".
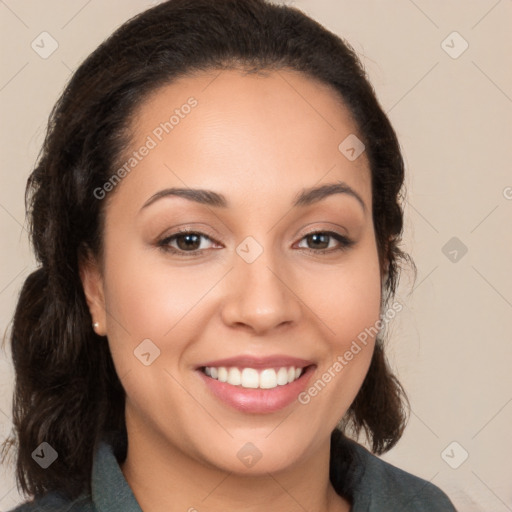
{"left": 158, "top": 230, "right": 218, "bottom": 256}
{"left": 173, "top": 233, "right": 202, "bottom": 251}
{"left": 297, "top": 231, "right": 355, "bottom": 254}
{"left": 305, "top": 233, "right": 330, "bottom": 250}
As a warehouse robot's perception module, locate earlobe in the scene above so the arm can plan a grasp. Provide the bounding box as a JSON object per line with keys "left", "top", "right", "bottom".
{"left": 78, "top": 250, "right": 107, "bottom": 336}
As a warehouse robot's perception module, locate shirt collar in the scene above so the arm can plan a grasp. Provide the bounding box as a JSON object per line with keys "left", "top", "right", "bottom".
{"left": 91, "top": 433, "right": 142, "bottom": 512}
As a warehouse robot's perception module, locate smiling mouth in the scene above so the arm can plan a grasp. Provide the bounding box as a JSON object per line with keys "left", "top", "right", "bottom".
{"left": 200, "top": 365, "right": 310, "bottom": 390}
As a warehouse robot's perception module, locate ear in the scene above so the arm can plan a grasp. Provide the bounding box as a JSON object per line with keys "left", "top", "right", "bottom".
{"left": 78, "top": 248, "right": 107, "bottom": 336}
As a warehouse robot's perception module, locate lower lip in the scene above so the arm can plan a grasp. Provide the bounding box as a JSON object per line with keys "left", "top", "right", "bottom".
{"left": 197, "top": 365, "right": 316, "bottom": 414}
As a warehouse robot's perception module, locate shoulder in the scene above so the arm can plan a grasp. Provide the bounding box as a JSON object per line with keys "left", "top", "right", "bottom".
{"left": 6, "top": 491, "right": 95, "bottom": 512}
{"left": 348, "top": 441, "right": 457, "bottom": 511}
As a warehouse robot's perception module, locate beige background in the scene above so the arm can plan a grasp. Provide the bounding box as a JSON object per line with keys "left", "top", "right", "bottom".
{"left": 1, "top": 1, "right": 511, "bottom": 510}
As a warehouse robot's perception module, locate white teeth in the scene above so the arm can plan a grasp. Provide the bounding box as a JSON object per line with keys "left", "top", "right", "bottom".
{"left": 217, "top": 367, "right": 228, "bottom": 382}
{"left": 259, "top": 369, "right": 277, "bottom": 389}
{"left": 276, "top": 367, "right": 288, "bottom": 385}
{"left": 228, "top": 367, "right": 241, "bottom": 385}
{"left": 203, "top": 365, "right": 305, "bottom": 389}
{"left": 241, "top": 368, "right": 259, "bottom": 388}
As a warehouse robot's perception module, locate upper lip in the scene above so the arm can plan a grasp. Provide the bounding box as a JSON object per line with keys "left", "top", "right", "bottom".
{"left": 196, "top": 355, "right": 315, "bottom": 370}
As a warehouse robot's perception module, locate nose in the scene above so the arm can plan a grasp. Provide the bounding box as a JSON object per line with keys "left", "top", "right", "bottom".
{"left": 220, "top": 243, "right": 302, "bottom": 335}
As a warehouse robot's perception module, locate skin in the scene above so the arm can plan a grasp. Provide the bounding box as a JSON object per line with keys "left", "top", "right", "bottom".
{"left": 80, "top": 68, "right": 384, "bottom": 512}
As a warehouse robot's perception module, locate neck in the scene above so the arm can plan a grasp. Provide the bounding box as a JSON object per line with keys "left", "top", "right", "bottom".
{"left": 120, "top": 425, "right": 351, "bottom": 512}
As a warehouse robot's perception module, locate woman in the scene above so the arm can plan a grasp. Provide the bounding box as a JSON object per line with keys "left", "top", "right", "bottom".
{"left": 2, "top": 0, "right": 457, "bottom": 510}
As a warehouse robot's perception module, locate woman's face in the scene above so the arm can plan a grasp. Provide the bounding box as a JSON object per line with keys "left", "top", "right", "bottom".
{"left": 82, "top": 69, "right": 383, "bottom": 474}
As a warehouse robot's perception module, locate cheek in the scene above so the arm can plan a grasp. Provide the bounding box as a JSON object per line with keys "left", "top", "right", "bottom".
{"left": 99, "top": 252, "right": 218, "bottom": 429}
{"left": 297, "top": 241, "right": 382, "bottom": 416}
{"left": 101, "top": 243, "right": 226, "bottom": 366}
{"left": 302, "top": 242, "right": 382, "bottom": 349}
{"left": 105, "top": 261, "right": 211, "bottom": 336}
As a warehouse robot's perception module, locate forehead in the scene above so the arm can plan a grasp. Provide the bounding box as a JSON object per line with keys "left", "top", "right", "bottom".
{"left": 107, "top": 68, "right": 371, "bottom": 214}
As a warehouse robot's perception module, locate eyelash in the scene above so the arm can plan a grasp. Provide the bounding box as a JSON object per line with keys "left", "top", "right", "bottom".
{"left": 157, "top": 228, "right": 355, "bottom": 257}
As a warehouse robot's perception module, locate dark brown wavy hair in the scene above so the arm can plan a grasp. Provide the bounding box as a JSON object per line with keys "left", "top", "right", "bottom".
{"left": 1, "top": 0, "right": 415, "bottom": 502}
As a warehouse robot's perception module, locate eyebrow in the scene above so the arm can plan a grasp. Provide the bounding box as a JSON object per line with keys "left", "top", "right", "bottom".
{"left": 140, "top": 181, "right": 366, "bottom": 214}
